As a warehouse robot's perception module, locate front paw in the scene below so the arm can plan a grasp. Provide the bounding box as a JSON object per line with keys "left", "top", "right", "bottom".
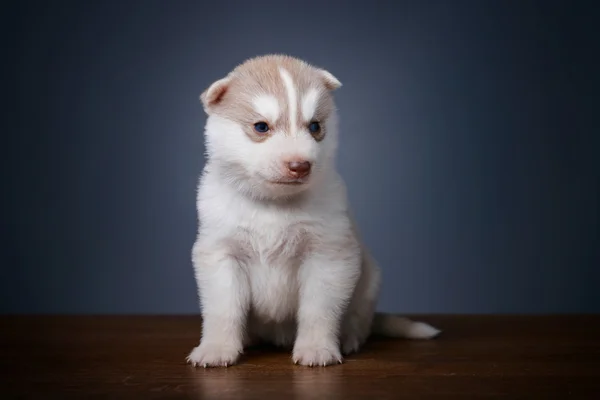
{"left": 186, "top": 342, "right": 242, "bottom": 368}
{"left": 292, "top": 341, "right": 343, "bottom": 367}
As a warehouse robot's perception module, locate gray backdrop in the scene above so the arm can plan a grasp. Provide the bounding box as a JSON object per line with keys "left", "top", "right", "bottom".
{"left": 2, "top": 0, "right": 598, "bottom": 314}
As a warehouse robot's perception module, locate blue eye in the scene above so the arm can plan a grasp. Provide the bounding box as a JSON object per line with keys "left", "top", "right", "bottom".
{"left": 254, "top": 122, "right": 270, "bottom": 133}
{"left": 308, "top": 121, "right": 320, "bottom": 133}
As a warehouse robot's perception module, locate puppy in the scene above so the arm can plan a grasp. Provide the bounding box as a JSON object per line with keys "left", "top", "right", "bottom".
{"left": 187, "top": 54, "right": 440, "bottom": 368}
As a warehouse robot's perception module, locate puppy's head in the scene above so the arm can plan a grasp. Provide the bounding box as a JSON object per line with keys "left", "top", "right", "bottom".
{"left": 200, "top": 54, "right": 342, "bottom": 200}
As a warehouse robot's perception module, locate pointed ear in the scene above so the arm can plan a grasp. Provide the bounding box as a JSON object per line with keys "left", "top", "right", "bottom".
{"left": 200, "top": 76, "right": 232, "bottom": 113}
{"left": 319, "top": 69, "right": 342, "bottom": 91}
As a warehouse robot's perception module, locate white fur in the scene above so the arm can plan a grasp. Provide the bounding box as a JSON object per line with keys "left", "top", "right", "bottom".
{"left": 279, "top": 67, "right": 298, "bottom": 135}
{"left": 187, "top": 60, "right": 440, "bottom": 368}
{"left": 252, "top": 94, "right": 280, "bottom": 122}
{"left": 301, "top": 88, "right": 319, "bottom": 122}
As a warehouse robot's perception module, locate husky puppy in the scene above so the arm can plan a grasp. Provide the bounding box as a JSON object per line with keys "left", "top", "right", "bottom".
{"left": 187, "top": 54, "right": 440, "bottom": 368}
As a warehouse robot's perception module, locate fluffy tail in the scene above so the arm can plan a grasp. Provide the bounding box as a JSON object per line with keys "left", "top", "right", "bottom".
{"left": 371, "top": 313, "right": 441, "bottom": 339}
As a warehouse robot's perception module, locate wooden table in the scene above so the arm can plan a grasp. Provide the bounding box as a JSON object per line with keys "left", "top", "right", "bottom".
{"left": 1, "top": 315, "right": 599, "bottom": 399}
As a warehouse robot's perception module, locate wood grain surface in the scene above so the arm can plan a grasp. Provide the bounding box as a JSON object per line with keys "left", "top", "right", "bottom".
{"left": 1, "top": 315, "right": 599, "bottom": 399}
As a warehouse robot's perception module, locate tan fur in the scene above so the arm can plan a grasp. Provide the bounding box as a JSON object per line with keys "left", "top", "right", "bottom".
{"left": 201, "top": 55, "right": 337, "bottom": 143}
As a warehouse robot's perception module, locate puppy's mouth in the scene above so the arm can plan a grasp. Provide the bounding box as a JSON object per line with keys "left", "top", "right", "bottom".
{"left": 269, "top": 180, "right": 305, "bottom": 185}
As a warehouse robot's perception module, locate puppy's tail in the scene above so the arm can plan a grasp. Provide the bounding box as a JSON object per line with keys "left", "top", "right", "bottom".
{"left": 371, "top": 313, "right": 441, "bottom": 339}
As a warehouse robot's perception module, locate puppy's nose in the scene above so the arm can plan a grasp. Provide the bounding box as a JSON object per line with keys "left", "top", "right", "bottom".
{"left": 286, "top": 160, "right": 311, "bottom": 178}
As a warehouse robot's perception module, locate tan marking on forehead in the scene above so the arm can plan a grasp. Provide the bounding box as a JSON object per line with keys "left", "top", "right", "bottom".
{"left": 207, "top": 55, "right": 338, "bottom": 142}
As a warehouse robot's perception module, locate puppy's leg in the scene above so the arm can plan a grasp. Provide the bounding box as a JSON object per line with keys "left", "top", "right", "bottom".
{"left": 187, "top": 242, "right": 250, "bottom": 368}
{"left": 293, "top": 252, "right": 361, "bottom": 367}
{"left": 341, "top": 250, "right": 381, "bottom": 355}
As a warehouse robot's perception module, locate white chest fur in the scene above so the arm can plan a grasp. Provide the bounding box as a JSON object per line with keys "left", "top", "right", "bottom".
{"left": 239, "top": 217, "right": 312, "bottom": 322}
{"left": 196, "top": 171, "right": 343, "bottom": 323}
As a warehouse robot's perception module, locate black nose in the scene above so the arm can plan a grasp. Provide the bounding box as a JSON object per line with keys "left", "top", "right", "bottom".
{"left": 287, "top": 161, "right": 311, "bottom": 178}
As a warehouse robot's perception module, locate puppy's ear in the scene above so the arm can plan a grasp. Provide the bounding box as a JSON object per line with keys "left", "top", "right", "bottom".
{"left": 200, "top": 76, "right": 232, "bottom": 113}
{"left": 318, "top": 69, "right": 342, "bottom": 91}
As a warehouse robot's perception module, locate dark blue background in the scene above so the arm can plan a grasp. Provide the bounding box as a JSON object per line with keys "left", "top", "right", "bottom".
{"left": 2, "top": 0, "right": 598, "bottom": 314}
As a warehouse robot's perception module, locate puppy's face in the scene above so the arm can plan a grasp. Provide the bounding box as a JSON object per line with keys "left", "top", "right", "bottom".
{"left": 200, "top": 55, "right": 342, "bottom": 200}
